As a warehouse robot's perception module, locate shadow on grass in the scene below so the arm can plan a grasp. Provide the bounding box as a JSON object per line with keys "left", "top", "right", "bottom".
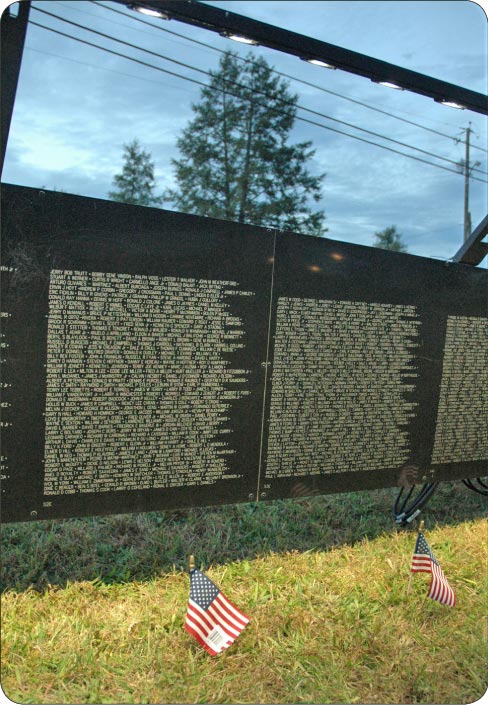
{"left": 1, "top": 481, "right": 486, "bottom": 593}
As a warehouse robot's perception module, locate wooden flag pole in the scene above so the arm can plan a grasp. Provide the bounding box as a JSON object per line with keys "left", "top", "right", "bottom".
{"left": 407, "top": 519, "right": 425, "bottom": 594}
{"left": 189, "top": 555, "right": 195, "bottom": 572}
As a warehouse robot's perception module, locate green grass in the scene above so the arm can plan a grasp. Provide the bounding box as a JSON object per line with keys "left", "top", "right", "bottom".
{"left": 1, "top": 482, "right": 487, "bottom": 703}
{"left": 1, "top": 482, "right": 486, "bottom": 593}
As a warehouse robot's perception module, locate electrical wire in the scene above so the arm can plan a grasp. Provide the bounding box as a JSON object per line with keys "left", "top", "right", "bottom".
{"left": 462, "top": 478, "right": 488, "bottom": 496}
{"left": 31, "top": 5, "right": 488, "bottom": 176}
{"left": 28, "top": 18, "right": 488, "bottom": 185}
{"left": 24, "top": 45, "right": 198, "bottom": 93}
{"left": 93, "top": 0, "right": 488, "bottom": 155}
{"left": 28, "top": 20, "right": 213, "bottom": 87}
{"left": 28, "top": 9, "right": 488, "bottom": 182}
{"left": 393, "top": 482, "right": 439, "bottom": 525}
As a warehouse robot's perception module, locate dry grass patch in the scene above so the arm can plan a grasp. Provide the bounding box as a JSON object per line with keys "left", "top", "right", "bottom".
{"left": 2, "top": 519, "right": 487, "bottom": 704}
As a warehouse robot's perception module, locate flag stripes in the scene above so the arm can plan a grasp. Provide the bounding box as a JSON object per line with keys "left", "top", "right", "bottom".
{"left": 411, "top": 555, "right": 432, "bottom": 571}
{"left": 185, "top": 568, "right": 249, "bottom": 655}
{"left": 428, "top": 560, "right": 455, "bottom": 606}
{"left": 410, "top": 531, "right": 455, "bottom": 607}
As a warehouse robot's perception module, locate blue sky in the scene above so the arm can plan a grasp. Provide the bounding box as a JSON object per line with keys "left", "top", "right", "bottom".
{"left": 1, "top": 0, "right": 487, "bottom": 261}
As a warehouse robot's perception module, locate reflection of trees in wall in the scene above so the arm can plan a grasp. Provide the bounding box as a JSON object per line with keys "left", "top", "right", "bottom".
{"left": 165, "top": 51, "right": 327, "bottom": 236}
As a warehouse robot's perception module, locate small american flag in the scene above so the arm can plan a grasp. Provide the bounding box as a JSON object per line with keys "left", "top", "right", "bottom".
{"left": 185, "top": 568, "right": 249, "bottom": 655}
{"left": 410, "top": 531, "right": 456, "bottom": 607}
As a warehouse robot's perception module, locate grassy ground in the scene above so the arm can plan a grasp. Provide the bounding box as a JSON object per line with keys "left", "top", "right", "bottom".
{"left": 1, "top": 482, "right": 487, "bottom": 703}
{"left": 1, "top": 482, "right": 487, "bottom": 593}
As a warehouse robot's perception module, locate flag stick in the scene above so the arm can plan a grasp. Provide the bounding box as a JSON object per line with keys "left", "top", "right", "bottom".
{"left": 407, "top": 519, "right": 425, "bottom": 594}
{"left": 189, "top": 555, "right": 195, "bottom": 572}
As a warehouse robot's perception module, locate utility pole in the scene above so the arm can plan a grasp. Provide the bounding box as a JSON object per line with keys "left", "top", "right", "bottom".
{"left": 458, "top": 123, "right": 482, "bottom": 243}
{"left": 463, "top": 124, "right": 472, "bottom": 242}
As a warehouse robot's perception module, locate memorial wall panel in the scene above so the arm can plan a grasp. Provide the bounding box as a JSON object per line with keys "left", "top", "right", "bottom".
{"left": 1, "top": 185, "right": 273, "bottom": 522}
{"left": 1, "top": 185, "right": 486, "bottom": 522}
{"left": 260, "top": 231, "right": 487, "bottom": 501}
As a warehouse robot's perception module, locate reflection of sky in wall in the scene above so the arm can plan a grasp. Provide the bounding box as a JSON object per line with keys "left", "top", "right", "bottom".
{"left": 2, "top": 0, "right": 487, "bottom": 261}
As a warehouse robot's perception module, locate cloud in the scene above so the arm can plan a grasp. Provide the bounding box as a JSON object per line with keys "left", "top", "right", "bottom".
{"left": 4, "top": 0, "right": 486, "bottom": 264}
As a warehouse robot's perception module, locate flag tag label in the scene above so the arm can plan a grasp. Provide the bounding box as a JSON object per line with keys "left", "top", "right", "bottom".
{"left": 206, "top": 626, "right": 227, "bottom": 651}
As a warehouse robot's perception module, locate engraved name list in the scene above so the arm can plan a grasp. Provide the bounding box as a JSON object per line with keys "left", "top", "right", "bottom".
{"left": 43, "top": 270, "right": 254, "bottom": 495}
{"left": 265, "top": 298, "right": 421, "bottom": 478}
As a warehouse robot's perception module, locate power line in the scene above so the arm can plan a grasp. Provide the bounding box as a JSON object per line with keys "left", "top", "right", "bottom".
{"left": 29, "top": 20, "right": 207, "bottom": 87}
{"left": 29, "top": 6, "right": 488, "bottom": 177}
{"left": 38, "top": 4, "right": 488, "bottom": 158}
{"left": 27, "top": 18, "right": 488, "bottom": 185}
{"left": 24, "top": 45, "right": 197, "bottom": 93}
{"left": 93, "top": 0, "right": 488, "bottom": 155}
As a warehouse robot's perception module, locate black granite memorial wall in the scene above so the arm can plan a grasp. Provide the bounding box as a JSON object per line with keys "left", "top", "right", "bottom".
{"left": 1, "top": 185, "right": 486, "bottom": 522}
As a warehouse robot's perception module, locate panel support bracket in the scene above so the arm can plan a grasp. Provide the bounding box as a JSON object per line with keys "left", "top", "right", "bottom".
{"left": 451, "top": 215, "right": 488, "bottom": 266}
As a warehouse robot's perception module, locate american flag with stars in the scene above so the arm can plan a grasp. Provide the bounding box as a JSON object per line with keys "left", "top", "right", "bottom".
{"left": 410, "top": 531, "right": 456, "bottom": 607}
{"left": 185, "top": 568, "right": 250, "bottom": 655}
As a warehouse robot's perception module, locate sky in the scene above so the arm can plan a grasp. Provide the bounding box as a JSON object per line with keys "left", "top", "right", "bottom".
{"left": 1, "top": 0, "right": 487, "bottom": 261}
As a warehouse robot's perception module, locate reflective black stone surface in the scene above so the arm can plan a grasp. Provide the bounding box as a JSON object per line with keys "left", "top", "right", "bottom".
{"left": 1, "top": 185, "right": 486, "bottom": 522}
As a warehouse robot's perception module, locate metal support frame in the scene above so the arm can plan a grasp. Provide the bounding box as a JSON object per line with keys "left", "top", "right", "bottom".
{"left": 452, "top": 214, "right": 488, "bottom": 265}
{"left": 0, "top": 0, "right": 486, "bottom": 524}
{"left": 0, "top": 0, "right": 30, "bottom": 176}
{"left": 117, "top": 0, "right": 488, "bottom": 115}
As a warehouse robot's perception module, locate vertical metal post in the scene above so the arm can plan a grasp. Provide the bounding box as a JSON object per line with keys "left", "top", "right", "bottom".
{"left": 1, "top": 0, "right": 31, "bottom": 177}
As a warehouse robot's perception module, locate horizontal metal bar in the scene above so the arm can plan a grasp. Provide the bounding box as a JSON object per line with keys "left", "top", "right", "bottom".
{"left": 452, "top": 214, "right": 488, "bottom": 265}
{"left": 117, "top": 0, "right": 488, "bottom": 115}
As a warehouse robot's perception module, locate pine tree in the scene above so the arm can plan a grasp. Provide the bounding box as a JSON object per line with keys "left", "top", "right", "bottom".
{"left": 373, "top": 225, "right": 408, "bottom": 252}
{"left": 109, "top": 139, "right": 162, "bottom": 207}
{"left": 165, "top": 52, "right": 326, "bottom": 236}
